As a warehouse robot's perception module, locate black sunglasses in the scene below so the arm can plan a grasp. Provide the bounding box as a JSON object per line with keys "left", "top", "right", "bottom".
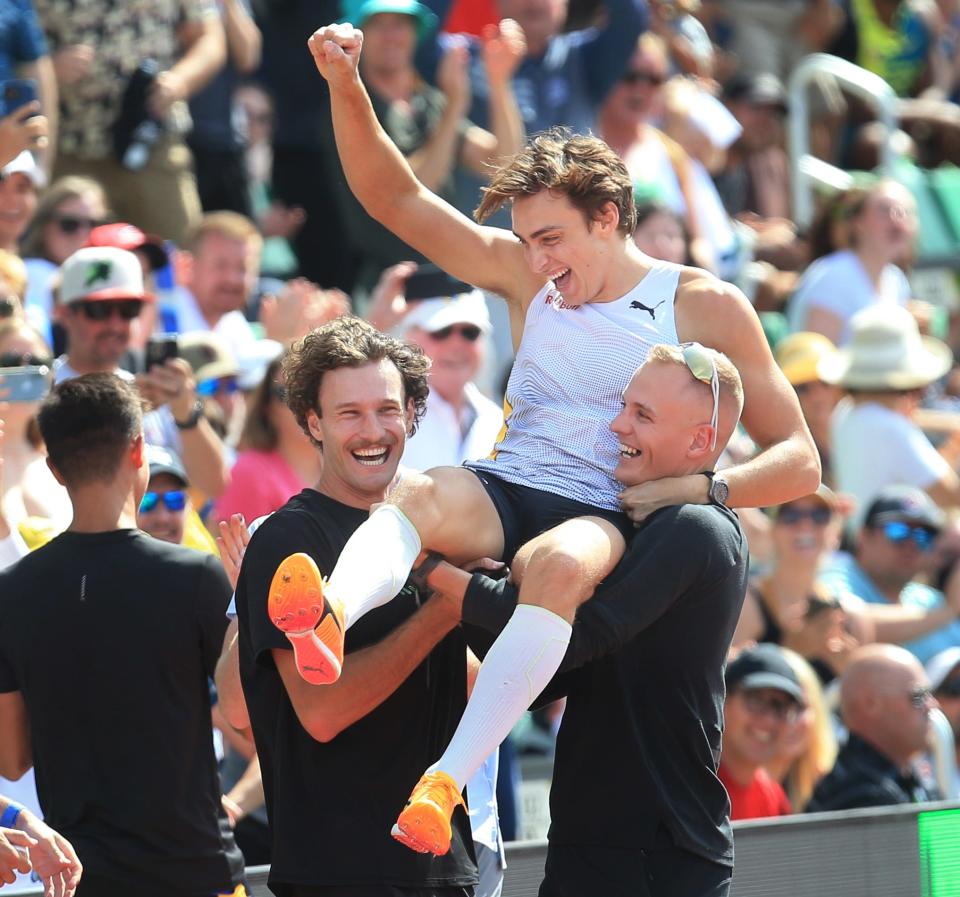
{"left": 429, "top": 324, "right": 482, "bottom": 342}
{"left": 777, "top": 506, "right": 832, "bottom": 526}
{"left": 936, "top": 678, "right": 960, "bottom": 698}
{"left": 621, "top": 70, "right": 665, "bottom": 87}
{"left": 73, "top": 300, "right": 144, "bottom": 321}
{"left": 53, "top": 214, "right": 105, "bottom": 235}
{"left": 0, "top": 351, "right": 52, "bottom": 369}
{"left": 0, "top": 295, "right": 19, "bottom": 319}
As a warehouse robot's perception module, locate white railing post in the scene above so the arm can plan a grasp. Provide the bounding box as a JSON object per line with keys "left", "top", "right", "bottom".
{"left": 787, "top": 53, "right": 902, "bottom": 229}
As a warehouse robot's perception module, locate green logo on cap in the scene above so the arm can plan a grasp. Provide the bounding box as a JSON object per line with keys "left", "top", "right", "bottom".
{"left": 85, "top": 260, "right": 112, "bottom": 287}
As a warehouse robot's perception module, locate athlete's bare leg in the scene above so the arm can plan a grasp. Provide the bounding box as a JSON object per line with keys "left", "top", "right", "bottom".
{"left": 268, "top": 466, "right": 508, "bottom": 685}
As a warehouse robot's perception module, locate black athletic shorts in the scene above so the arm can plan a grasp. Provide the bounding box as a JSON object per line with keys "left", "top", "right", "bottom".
{"left": 465, "top": 467, "right": 634, "bottom": 564}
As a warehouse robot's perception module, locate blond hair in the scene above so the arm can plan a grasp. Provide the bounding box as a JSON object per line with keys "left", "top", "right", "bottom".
{"left": 476, "top": 129, "right": 637, "bottom": 236}
{"left": 0, "top": 249, "right": 27, "bottom": 298}
{"left": 647, "top": 342, "right": 744, "bottom": 416}
{"left": 779, "top": 649, "right": 838, "bottom": 811}
{"left": 186, "top": 211, "right": 263, "bottom": 256}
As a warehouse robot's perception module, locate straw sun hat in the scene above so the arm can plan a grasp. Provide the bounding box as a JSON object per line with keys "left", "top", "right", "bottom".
{"left": 817, "top": 305, "right": 953, "bottom": 391}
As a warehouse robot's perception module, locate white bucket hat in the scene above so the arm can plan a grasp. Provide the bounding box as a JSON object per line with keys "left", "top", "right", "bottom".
{"left": 817, "top": 304, "right": 952, "bottom": 391}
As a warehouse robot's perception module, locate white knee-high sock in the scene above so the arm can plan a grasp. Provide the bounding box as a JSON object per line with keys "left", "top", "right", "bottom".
{"left": 327, "top": 504, "right": 422, "bottom": 629}
{"left": 432, "top": 604, "right": 572, "bottom": 790}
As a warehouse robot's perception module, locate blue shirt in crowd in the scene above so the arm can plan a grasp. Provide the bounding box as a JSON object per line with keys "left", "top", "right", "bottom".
{"left": 0, "top": 0, "right": 47, "bottom": 83}
{"left": 820, "top": 553, "right": 960, "bottom": 666}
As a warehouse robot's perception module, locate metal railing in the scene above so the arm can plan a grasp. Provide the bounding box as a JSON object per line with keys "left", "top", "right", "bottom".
{"left": 787, "top": 53, "right": 902, "bottom": 229}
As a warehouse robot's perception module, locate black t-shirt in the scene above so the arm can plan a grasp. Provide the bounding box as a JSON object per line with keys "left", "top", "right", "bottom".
{"left": 0, "top": 529, "right": 243, "bottom": 894}
{"left": 235, "top": 489, "right": 476, "bottom": 894}
{"left": 463, "top": 503, "right": 748, "bottom": 888}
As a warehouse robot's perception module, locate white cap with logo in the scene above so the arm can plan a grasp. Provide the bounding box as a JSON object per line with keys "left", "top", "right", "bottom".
{"left": 60, "top": 247, "right": 154, "bottom": 305}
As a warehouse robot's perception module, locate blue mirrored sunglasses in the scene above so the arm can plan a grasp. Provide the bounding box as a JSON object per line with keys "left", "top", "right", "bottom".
{"left": 196, "top": 376, "right": 239, "bottom": 397}
{"left": 881, "top": 520, "right": 936, "bottom": 551}
{"left": 139, "top": 490, "right": 187, "bottom": 513}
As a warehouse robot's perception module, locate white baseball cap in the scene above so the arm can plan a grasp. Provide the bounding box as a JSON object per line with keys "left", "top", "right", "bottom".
{"left": 401, "top": 289, "right": 491, "bottom": 335}
{"left": 1, "top": 151, "right": 44, "bottom": 188}
{"left": 60, "top": 247, "right": 154, "bottom": 305}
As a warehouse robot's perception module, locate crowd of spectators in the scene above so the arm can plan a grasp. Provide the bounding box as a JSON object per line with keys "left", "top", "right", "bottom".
{"left": 2, "top": 0, "right": 960, "bottom": 891}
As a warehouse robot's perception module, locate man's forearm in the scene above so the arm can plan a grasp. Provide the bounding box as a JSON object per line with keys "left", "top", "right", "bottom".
{"left": 215, "top": 619, "right": 250, "bottom": 732}
{"left": 178, "top": 420, "right": 229, "bottom": 498}
{"left": 486, "top": 78, "right": 524, "bottom": 161}
{"left": 330, "top": 76, "right": 423, "bottom": 225}
{"left": 723, "top": 431, "right": 821, "bottom": 508}
{"left": 223, "top": 0, "right": 261, "bottom": 74}
{"left": 172, "top": 19, "right": 227, "bottom": 98}
{"left": 26, "top": 58, "right": 57, "bottom": 173}
{"left": 288, "top": 597, "right": 460, "bottom": 742}
{"left": 864, "top": 602, "right": 957, "bottom": 644}
{"left": 224, "top": 754, "right": 264, "bottom": 819}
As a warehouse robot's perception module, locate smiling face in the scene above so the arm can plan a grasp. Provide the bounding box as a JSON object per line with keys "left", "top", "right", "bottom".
{"left": 772, "top": 496, "right": 837, "bottom": 564}
{"left": 138, "top": 471, "right": 188, "bottom": 544}
{"left": 512, "top": 190, "right": 622, "bottom": 306}
{"left": 308, "top": 359, "right": 412, "bottom": 508}
{"left": 406, "top": 324, "right": 483, "bottom": 405}
{"left": 60, "top": 301, "right": 140, "bottom": 372}
{"left": 609, "top": 360, "right": 716, "bottom": 486}
{"left": 723, "top": 687, "right": 797, "bottom": 768}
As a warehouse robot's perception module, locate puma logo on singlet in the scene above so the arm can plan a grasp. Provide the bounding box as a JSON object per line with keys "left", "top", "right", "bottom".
{"left": 630, "top": 299, "right": 665, "bottom": 319}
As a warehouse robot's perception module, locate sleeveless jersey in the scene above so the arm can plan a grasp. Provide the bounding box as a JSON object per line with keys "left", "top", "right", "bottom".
{"left": 469, "top": 261, "right": 682, "bottom": 510}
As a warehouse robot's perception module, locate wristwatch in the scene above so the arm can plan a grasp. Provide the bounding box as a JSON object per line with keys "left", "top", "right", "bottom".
{"left": 702, "top": 471, "right": 729, "bottom": 508}
{"left": 174, "top": 399, "right": 204, "bottom": 431}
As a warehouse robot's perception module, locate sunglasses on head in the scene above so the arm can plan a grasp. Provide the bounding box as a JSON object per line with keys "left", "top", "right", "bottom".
{"left": 621, "top": 70, "right": 665, "bottom": 87}
{"left": 0, "top": 351, "right": 52, "bottom": 369}
{"left": 878, "top": 520, "right": 937, "bottom": 551}
{"left": 777, "top": 505, "right": 832, "bottom": 526}
{"left": 197, "top": 376, "right": 240, "bottom": 397}
{"left": 139, "top": 490, "right": 187, "bottom": 513}
{"left": 428, "top": 324, "right": 482, "bottom": 342}
{"left": 73, "top": 300, "right": 144, "bottom": 321}
{"left": 53, "top": 214, "right": 105, "bottom": 235}
{"left": 680, "top": 342, "right": 719, "bottom": 451}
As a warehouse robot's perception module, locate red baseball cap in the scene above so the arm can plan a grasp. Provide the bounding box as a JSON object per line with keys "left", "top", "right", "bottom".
{"left": 87, "top": 223, "right": 169, "bottom": 272}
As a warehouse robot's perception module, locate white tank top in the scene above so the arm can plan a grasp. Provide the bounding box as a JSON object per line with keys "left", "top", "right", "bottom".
{"left": 470, "top": 261, "right": 682, "bottom": 510}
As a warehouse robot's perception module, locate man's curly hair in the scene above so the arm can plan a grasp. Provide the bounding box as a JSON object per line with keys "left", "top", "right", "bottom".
{"left": 283, "top": 316, "right": 431, "bottom": 446}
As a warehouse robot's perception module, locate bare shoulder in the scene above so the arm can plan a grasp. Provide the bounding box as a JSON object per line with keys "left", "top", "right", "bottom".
{"left": 674, "top": 266, "right": 761, "bottom": 353}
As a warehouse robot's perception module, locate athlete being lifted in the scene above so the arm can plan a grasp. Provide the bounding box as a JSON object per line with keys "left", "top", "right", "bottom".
{"left": 268, "top": 21, "right": 820, "bottom": 856}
